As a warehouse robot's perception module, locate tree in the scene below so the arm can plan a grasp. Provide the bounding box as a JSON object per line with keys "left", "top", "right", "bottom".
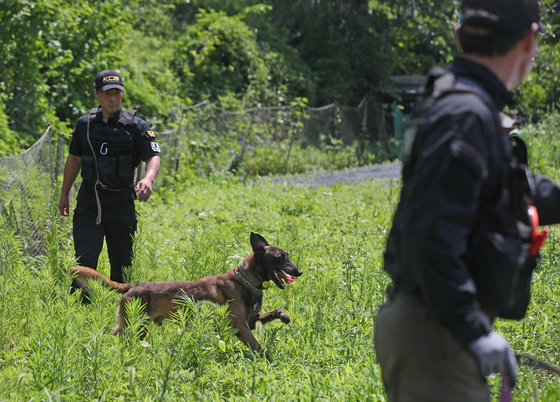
{"left": 0, "top": 0, "right": 132, "bottom": 141}
{"left": 171, "top": 8, "right": 312, "bottom": 107}
{"left": 264, "top": 0, "right": 394, "bottom": 105}
{"left": 374, "top": 0, "right": 459, "bottom": 75}
{"left": 517, "top": 0, "right": 560, "bottom": 119}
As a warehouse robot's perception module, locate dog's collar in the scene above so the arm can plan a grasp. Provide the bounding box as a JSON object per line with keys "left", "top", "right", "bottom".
{"left": 234, "top": 261, "right": 269, "bottom": 293}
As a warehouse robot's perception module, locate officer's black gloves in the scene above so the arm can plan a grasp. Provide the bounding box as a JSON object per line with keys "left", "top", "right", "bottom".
{"left": 469, "top": 331, "right": 517, "bottom": 387}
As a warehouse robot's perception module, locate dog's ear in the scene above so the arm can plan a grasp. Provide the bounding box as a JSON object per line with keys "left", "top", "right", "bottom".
{"left": 250, "top": 232, "right": 269, "bottom": 252}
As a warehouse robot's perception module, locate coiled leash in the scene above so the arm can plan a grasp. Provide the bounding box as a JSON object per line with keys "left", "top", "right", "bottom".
{"left": 517, "top": 353, "right": 560, "bottom": 376}
{"left": 86, "top": 114, "right": 103, "bottom": 225}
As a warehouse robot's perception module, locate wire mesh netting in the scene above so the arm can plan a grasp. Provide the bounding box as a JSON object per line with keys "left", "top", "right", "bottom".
{"left": 0, "top": 126, "right": 55, "bottom": 256}
{"left": 156, "top": 97, "right": 389, "bottom": 175}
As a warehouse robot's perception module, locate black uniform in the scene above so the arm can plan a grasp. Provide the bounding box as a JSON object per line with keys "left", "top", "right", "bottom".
{"left": 69, "top": 107, "right": 160, "bottom": 282}
{"left": 383, "top": 56, "right": 560, "bottom": 344}
{"left": 375, "top": 56, "right": 560, "bottom": 399}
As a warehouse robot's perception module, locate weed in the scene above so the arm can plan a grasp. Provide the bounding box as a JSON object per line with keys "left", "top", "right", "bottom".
{"left": 2, "top": 114, "right": 560, "bottom": 399}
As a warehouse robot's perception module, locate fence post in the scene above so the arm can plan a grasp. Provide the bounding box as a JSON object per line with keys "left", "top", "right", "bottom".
{"left": 174, "top": 111, "right": 184, "bottom": 172}
{"left": 358, "top": 96, "right": 369, "bottom": 165}
{"left": 333, "top": 100, "right": 340, "bottom": 142}
{"left": 55, "top": 132, "right": 65, "bottom": 178}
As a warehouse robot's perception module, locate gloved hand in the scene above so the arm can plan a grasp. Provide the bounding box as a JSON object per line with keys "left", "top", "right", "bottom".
{"left": 469, "top": 331, "right": 517, "bottom": 387}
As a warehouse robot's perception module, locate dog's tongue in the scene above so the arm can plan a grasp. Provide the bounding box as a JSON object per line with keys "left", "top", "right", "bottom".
{"left": 285, "top": 274, "right": 295, "bottom": 284}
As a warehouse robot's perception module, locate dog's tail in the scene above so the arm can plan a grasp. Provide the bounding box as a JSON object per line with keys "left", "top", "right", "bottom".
{"left": 67, "top": 266, "right": 132, "bottom": 294}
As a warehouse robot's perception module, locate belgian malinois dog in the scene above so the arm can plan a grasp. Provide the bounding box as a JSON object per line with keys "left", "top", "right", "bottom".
{"left": 68, "top": 232, "right": 302, "bottom": 361}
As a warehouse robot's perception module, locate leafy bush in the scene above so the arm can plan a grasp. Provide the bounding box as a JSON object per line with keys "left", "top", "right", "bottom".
{"left": 518, "top": 42, "right": 560, "bottom": 120}
{"left": 224, "top": 140, "right": 363, "bottom": 176}
{"left": 170, "top": 7, "right": 311, "bottom": 108}
{"left": 519, "top": 110, "right": 560, "bottom": 179}
{"left": 0, "top": 100, "right": 21, "bottom": 157}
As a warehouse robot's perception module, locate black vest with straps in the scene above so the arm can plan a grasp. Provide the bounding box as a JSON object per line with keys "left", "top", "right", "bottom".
{"left": 81, "top": 109, "right": 140, "bottom": 191}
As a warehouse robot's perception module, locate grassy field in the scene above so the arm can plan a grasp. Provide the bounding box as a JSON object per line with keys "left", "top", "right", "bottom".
{"left": 2, "top": 115, "right": 560, "bottom": 400}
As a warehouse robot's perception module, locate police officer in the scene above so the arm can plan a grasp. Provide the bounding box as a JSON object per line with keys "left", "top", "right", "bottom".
{"left": 374, "top": 1, "right": 560, "bottom": 401}
{"left": 58, "top": 69, "right": 161, "bottom": 295}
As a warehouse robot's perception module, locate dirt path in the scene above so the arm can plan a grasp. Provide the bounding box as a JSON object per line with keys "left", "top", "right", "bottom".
{"left": 262, "top": 161, "right": 401, "bottom": 188}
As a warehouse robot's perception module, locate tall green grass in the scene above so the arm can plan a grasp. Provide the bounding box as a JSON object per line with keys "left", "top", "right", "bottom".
{"left": 1, "top": 113, "right": 560, "bottom": 400}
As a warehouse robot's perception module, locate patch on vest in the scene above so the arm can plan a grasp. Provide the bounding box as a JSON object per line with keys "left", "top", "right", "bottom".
{"left": 151, "top": 142, "right": 161, "bottom": 152}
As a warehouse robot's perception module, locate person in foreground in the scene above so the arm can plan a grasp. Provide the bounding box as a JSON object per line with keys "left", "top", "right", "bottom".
{"left": 58, "top": 70, "right": 161, "bottom": 296}
{"left": 375, "top": 1, "right": 560, "bottom": 400}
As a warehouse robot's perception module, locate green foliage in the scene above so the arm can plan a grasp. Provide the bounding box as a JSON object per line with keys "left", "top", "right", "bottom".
{"left": 0, "top": 0, "right": 133, "bottom": 141}
{"left": 225, "top": 141, "right": 363, "bottom": 177}
{"left": 514, "top": 0, "right": 560, "bottom": 118}
{"left": 120, "top": 30, "right": 184, "bottom": 122}
{"left": 518, "top": 46, "right": 560, "bottom": 120}
{"left": 520, "top": 110, "right": 560, "bottom": 178}
{"left": 262, "top": 0, "right": 394, "bottom": 105}
{"left": 1, "top": 0, "right": 560, "bottom": 164}
{"left": 158, "top": 98, "right": 387, "bottom": 181}
{"left": 0, "top": 100, "right": 21, "bottom": 156}
{"left": 0, "top": 171, "right": 397, "bottom": 399}
{"left": 381, "top": 0, "right": 459, "bottom": 75}
{"left": 172, "top": 9, "right": 276, "bottom": 105}
{"left": 0, "top": 0, "right": 54, "bottom": 142}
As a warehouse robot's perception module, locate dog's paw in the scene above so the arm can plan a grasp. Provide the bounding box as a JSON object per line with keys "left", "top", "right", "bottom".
{"left": 278, "top": 312, "right": 291, "bottom": 324}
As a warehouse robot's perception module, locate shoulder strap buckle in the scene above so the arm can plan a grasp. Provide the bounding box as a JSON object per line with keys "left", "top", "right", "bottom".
{"left": 119, "top": 109, "right": 137, "bottom": 125}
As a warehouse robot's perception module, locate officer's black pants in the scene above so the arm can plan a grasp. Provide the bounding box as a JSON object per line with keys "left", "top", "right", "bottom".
{"left": 73, "top": 201, "right": 137, "bottom": 283}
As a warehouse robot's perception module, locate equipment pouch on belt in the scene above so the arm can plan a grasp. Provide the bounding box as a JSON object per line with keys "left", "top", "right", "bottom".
{"left": 466, "top": 228, "right": 532, "bottom": 319}
{"left": 97, "top": 155, "right": 134, "bottom": 189}
{"left": 467, "top": 135, "right": 541, "bottom": 320}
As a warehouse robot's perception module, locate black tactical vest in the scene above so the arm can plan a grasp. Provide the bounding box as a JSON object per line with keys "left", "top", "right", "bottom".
{"left": 81, "top": 109, "right": 140, "bottom": 191}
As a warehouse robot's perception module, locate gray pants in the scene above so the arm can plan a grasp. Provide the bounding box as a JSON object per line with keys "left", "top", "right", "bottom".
{"left": 374, "top": 293, "right": 490, "bottom": 402}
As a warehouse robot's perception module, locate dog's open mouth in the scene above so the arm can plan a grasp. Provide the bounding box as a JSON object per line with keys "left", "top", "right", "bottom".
{"left": 274, "top": 270, "right": 295, "bottom": 286}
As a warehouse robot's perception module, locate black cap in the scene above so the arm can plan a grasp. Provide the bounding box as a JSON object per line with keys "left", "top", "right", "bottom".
{"left": 95, "top": 70, "right": 124, "bottom": 92}
{"left": 461, "top": 0, "right": 545, "bottom": 34}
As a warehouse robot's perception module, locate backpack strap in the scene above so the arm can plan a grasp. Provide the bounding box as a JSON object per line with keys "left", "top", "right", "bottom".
{"left": 453, "top": 77, "right": 495, "bottom": 110}
{"left": 88, "top": 108, "right": 136, "bottom": 124}
{"left": 89, "top": 108, "right": 98, "bottom": 120}
{"left": 119, "top": 109, "right": 137, "bottom": 125}
{"left": 429, "top": 67, "right": 456, "bottom": 99}
{"left": 425, "top": 67, "right": 495, "bottom": 110}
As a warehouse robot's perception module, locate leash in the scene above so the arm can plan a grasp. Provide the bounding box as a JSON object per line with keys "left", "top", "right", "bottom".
{"left": 500, "top": 353, "right": 560, "bottom": 402}
{"left": 500, "top": 375, "right": 512, "bottom": 402}
{"left": 85, "top": 113, "right": 103, "bottom": 225}
{"left": 516, "top": 353, "right": 560, "bottom": 376}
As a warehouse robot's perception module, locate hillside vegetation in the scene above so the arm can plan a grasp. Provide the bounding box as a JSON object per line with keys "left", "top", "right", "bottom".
{"left": 1, "top": 0, "right": 559, "bottom": 158}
